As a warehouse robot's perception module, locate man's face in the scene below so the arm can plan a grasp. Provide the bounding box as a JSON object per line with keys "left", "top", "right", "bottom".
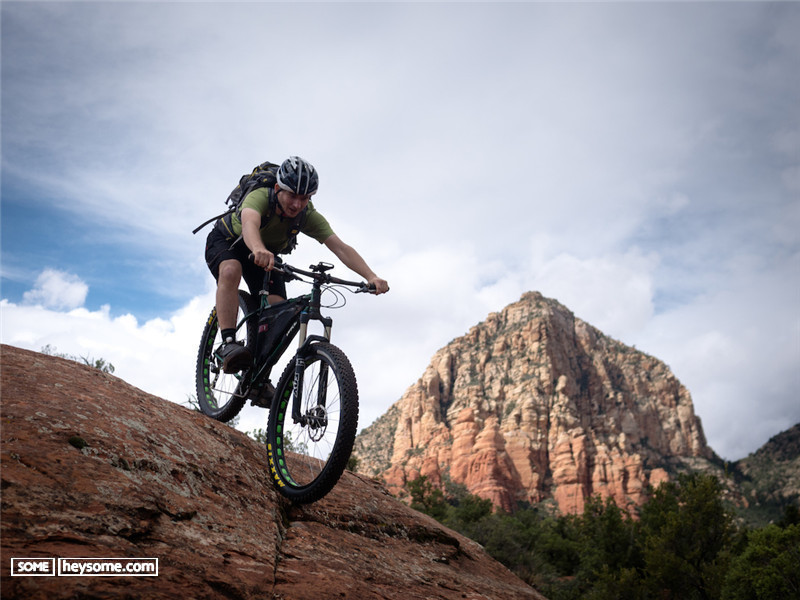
{"left": 275, "top": 186, "right": 311, "bottom": 218}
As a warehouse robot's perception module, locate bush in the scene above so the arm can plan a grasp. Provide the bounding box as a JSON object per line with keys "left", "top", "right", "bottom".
{"left": 638, "top": 473, "right": 737, "bottom": 600}
{"left": 401, "top": 472, "right": 750, "bottom": 600}
{"left": 41, "top": 344, "right": 115, "bottom": 373}
{"left": 722, "top": 523, "right": 800, "bottom": 600}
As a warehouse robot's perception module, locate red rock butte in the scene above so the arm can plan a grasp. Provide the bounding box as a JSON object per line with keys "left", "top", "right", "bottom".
{"left": 354, "top": 291, "right": 715, "bottom": 514}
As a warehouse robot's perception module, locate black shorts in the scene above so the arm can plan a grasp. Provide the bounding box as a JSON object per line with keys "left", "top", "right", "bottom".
{"left": 205, "top": 228, "right": 287, "bottom": 299}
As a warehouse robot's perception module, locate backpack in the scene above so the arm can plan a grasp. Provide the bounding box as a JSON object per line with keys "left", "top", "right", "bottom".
{"left": 192, "top": 161, "right": 307, "bottom": 254}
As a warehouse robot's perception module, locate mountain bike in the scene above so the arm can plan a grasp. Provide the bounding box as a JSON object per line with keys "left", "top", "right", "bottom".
{"left": 195, "top": 260, "right": 374, "bottom": 503}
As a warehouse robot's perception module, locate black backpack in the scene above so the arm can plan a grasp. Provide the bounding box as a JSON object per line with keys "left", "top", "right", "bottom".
{"left": 193, "top": 161, "right": 307, "bottom": 254}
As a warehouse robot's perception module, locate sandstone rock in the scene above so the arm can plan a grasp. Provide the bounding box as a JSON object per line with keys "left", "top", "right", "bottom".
{"left": 0, "top": 345, "right": 545, "bottom": 600}
{"left": 354, "top": 292, "right": 717, "bottom": 514}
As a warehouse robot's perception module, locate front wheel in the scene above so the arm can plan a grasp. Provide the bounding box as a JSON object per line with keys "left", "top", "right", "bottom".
{"left": 195, "top": 290, "right": 257, "bottom": 422}
{"left": 266, "top": 342, "right": 359, "bottom": 503}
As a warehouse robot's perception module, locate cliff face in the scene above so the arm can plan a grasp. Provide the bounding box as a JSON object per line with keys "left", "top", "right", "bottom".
{"left": 354, "top": 292, "right": 715, "bottom": 514}
{"left": 734, "top": 423, "right": 800, "bottom": 520}
{"left": 0, "top": 345, "right": 544, "bottom": 600}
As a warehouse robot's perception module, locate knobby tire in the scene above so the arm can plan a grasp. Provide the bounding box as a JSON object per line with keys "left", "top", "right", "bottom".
{"left": 266, "top": 342, "right": 359, "bottom": 504}
{"left": 195, "top": 290, "right": 257, "bottom": 422}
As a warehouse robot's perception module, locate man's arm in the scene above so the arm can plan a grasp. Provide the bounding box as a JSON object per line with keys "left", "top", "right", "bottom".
{"left": 241, "top": 207, "right": 275, "bottom": 270}
{"left": 324, "top": 234, "right": 389, "bottom": 294}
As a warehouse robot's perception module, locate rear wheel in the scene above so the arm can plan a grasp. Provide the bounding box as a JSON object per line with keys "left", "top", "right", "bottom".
{"left": 266, "top": 342, "right": 359, "bottom": 503}
{"left": 195, "top": 290, "right": 257, "bottom": 422}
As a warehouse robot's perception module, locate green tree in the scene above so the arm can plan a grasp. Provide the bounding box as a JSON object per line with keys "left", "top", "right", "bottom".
{"left": 182, "top": 394, "right": 201, "bottom": 411}
{"left": 777, "top": 503, "right": 799, "bottom": 528}
{"left": 398, "top": 471, "right": 756, "bottom": 600}
{"left": 722, "top": 523, "right": 800, "bottom": 600}
{"left": 245, "top": 427, "right": 310, "bottom": 453}
{"left": 407, "top": 475, "right": 449, "bottom": 521}
{"left": 639, "top": 473, "right": 737, "bottom": 600}
{"left": 247, "top": 427, "right": 267, "bottom": 444}
{"left": 449, "top": 492, "right": 493, "bottom": 525}
{"left": 346, "top": 454, "right": 360, "bottom": 472}
{"left": 578, "top": 496, "right": 641, "bottom": 575}
{"left": 574, "top": 496, "right": 645, "bottom": 600}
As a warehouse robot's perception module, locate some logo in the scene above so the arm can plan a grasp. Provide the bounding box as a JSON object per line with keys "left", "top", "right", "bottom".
{"left": 10, "top": 559, "right": 56, "bottom": 576}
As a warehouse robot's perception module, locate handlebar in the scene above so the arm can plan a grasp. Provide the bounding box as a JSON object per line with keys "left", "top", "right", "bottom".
{"left": 248, "top": 254, "right": 375, "bottom": 293}
{"left": 279, "top": 261, "right": 375, "bottom": 293}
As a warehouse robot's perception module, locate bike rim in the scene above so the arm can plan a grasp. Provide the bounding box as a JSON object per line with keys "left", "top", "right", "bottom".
{"left": 272, "top": 356, "right": 343, "bottom": 488}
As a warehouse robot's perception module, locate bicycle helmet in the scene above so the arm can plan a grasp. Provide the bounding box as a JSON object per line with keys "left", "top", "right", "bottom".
{"left": 276, "top": 156, "right": 319, "bottom": 196}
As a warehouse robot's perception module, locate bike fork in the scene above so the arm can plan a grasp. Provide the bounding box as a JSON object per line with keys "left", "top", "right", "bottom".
{"left": 291, "top": 320, "right": 332, "bottom": 424}
{"left": 289, "top": 356, "right": 304, "bottom": 422}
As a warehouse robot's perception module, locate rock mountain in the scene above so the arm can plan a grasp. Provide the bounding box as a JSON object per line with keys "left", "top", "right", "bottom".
{"left": 0, "top": 345, "right": 544, "bottom": 600}
{"left": 354, "top": 291, "right": 717, "bottom": 514}
{"left": 733, "top": 422, "right": 800, "bottom": 522}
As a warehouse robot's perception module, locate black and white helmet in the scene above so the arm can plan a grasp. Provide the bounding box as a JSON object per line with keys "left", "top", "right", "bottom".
{"left": 276, "top": 156, "right": 319, "bottom": 196}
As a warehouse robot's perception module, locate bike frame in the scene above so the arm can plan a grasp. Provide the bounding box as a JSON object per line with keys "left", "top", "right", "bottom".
{"left": 233, "top": 261, "right": 368, "bottom": 413}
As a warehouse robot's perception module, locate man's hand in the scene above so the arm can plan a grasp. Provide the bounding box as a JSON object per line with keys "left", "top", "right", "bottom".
{"left": 251, "top": 248, "right": 275, "bottom": 270}
{"left": 368, "top": 276, "right": 390, "bottom": 295}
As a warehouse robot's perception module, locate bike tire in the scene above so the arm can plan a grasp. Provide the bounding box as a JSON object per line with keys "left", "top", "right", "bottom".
{"left": 195, "top": 290, "right": 257, "bottom": 422}
{"left": 266, "top": 342, "right": 359, "bottom": 504}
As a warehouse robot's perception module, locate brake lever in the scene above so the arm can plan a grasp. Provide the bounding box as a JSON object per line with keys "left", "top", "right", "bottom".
{"left": 273, "top": 262, "right": 301, "bottom": 282}
{"left": 246, "top": 254, "right": 298, "bottom": 280}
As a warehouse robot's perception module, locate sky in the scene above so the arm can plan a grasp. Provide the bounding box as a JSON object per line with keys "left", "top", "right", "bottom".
{"left": 1, "top": 1, "right": 798, "bottom": 462}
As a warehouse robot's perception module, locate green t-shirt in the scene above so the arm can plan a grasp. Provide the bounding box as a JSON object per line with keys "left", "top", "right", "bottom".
{"left": 219, "top": 187, "right": 334, "bottom": 253}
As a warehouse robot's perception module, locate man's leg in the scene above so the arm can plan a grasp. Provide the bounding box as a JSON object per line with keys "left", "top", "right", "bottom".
{"left": 216, "top": 258, "right": 243, "bottom": 331}
{"left": 264, "top": 268, "right": 287, "bottom": 306}
{"left": 215, "top": 258, "right": 252, "bottom": 373}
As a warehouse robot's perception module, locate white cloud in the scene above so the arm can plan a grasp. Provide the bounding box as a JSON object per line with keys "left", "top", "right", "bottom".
{"left": 22, "top": 269, "right": 89, "bottom": 310}
{"left": 526, "top": 249, "right": 658, "bottom": 342}
{"left": 628, "top": 259, "right": 800, "bottom": 460}
{"left": 0, "top": 293, "right": 209, "bottom": 409}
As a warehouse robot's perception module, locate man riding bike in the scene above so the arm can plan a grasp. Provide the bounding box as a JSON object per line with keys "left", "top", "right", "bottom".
{"left": 205, "top": 156, "right": 389, "bottom": 373}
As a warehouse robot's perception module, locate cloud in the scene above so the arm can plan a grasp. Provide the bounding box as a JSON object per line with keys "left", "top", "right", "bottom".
{"left": 1, "top": 289, "right": 212, "bottom": 409}
{"left": 526, "top": 249, "right": 659, "bottom": 342}
{"left": 22, "top": 269, "right": 89, "bottom": 310}
{"left": 629, "top": 254, "right": 800, "bottom": 460}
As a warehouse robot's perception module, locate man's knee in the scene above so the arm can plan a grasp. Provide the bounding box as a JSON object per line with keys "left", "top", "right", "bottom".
{"left": 218, "top": 260, "right": 243, "bottom": 286}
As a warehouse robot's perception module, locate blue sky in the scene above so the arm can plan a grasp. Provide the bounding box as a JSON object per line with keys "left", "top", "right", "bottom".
{"left": 1, "top": 1, "right": 798, "bottom": 462}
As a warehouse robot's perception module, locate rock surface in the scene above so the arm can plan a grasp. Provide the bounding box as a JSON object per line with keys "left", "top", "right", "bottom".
{"left": 354, "top": 292, "right": 716, "bottom": 514}
{"left": 0, "top": 344, "right": 545, "bottom": 600}
{"left": 734, "top": 423, "right": 800, "bottom": 517}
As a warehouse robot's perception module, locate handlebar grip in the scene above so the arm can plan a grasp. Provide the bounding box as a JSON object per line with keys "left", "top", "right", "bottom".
{"left": 356, "top": 283, "right": 378, "bottom": 294}
{"left": 248, "top": 253, "right": 285, "bottom": 269}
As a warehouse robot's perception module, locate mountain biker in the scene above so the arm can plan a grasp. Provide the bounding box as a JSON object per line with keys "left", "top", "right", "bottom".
{"left": 205, "top": 156, "right": 390, "bottom": 373}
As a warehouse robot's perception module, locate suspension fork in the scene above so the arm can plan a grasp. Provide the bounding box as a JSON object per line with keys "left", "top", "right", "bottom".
{"left": 291, "top": 309, "right": 334, "bottom": 424}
